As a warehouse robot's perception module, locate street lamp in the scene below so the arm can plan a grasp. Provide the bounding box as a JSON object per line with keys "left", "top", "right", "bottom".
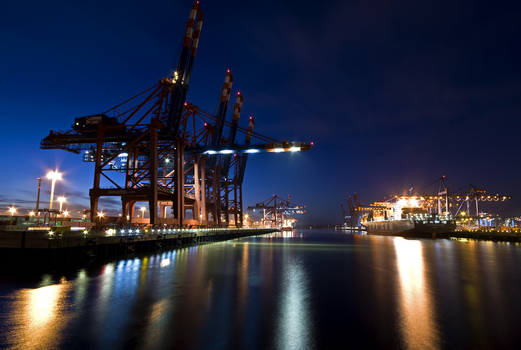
{"left": 46, "top": 170, "right": 62, "bottom": 210}
{"left": 63, "top": 210, "right": 69, "bottom": 217}
{"left": 140, "top": 206, "right": 146, "bottom": 218}
{"left": 35, "top": 177, "right": 42, "bottom": 222}
{"left": 97, "top": 211, "right": 104, "bottom": 223}
{"left": 57, "top": 196, "right": 66, "bottom": 212}
{"left": 8, "top": 206, "right": 16, "bottom": 216}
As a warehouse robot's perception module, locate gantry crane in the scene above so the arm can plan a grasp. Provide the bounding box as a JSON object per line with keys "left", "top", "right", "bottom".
{"left": 40, "top": 1, "right": 313, "bottom": 227}
{"left": 341, "top": 193, "right": 375, "bottom": 228}
{"left": 247, "top": 194, "right": 306, "bottom": 229}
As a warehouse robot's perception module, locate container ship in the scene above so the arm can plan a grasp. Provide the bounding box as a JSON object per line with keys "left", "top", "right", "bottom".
{"left": 342, "top": 178, "right": 513, "bottom": 238}
{"left": 360, "top": 196, "right": 456, "bottom": 238}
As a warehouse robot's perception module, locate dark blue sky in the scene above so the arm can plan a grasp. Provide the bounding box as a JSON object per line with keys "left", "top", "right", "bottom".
{"left": 1, "top": 0, "right": 520, "bottom": 223}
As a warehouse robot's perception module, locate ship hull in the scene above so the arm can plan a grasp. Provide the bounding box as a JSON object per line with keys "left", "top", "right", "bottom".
{"left": 363, "top": 220, "right": 456, "bottom": 238}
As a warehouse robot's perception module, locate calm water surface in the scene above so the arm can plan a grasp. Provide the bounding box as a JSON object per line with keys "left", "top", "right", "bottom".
{"left": 1, "top": 230, "right": 521, "bottom": 349}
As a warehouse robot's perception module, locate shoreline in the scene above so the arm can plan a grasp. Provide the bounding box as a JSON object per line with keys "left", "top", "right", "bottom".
{"left": 366, "top": 230, "right": 521, "bottom": 243}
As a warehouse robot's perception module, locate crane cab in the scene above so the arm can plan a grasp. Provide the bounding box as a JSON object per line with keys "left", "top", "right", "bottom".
{"left": 73, "top": 114, "right": 120, "bottom": 132}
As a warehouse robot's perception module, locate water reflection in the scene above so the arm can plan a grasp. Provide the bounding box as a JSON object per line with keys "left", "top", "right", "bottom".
{"left": 8, "top": 281, "right": 70, "bottom": 349}
{"left": 461, "top": 240, "right": 488, "bottom": 348}
{"left": 393, "top": 238, "right": 439, "bottom": 350}
{"left": 73, "top": 269, "right": 88, "bottom": 308}
{"left": 276, "top": 257, "right": 312, "bottom": 350}
{"left": 237, "top": 242, "right": 249, "bottom": 321}
{"left": 28, "top": 284, "right": 62, "bottom": 327}
{"left": 1, "top": 231, "right": 521, "bottom": 349}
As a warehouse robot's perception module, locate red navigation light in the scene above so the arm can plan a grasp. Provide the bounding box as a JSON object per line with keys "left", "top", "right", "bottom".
{"left": 204, "top": 122, "right": 208, "bottom": 127}
{"left": 184, "top": 102, "right": 188, "bottom": 106}
{"left": 234, "top": 153, "right": 238, "bottom": 157}
{"left": 310, "top": 141, "right": 315, "bottom": 146}
{"left": 226, "top": 68, "right": 230, "bottom": 73}
{"left": 237, "top": 90, "right": 241, "bottom": 95}
{"left": 249, "top": 116, "right": 253, "bottom": 120}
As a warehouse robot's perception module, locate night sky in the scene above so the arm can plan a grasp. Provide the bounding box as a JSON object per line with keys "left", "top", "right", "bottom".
{"left": 1, "top": 0, "right": 520, "bottom": 224}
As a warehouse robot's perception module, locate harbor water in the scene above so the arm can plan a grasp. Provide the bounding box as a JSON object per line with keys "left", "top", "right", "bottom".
{"left": 1, "top": 230, "right": 521, "bottom": 349}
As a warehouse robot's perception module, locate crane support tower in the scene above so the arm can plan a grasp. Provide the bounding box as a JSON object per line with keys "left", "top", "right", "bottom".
{"left": 40, "top": 1, "right": 313, "bottom": 227}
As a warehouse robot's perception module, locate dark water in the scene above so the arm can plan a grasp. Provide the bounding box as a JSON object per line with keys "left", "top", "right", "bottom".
{"left": 1, "top": 230, "right": 521, "bottom": 349}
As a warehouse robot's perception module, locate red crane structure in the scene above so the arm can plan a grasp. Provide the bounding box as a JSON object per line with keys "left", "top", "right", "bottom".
{"left": 40, "top": 2, "right": 312, "bottom": 227}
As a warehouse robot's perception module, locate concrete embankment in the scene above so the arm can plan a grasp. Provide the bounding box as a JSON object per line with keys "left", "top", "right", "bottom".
{"left": 0, "top": 228, "right": 278, "bottom": 269}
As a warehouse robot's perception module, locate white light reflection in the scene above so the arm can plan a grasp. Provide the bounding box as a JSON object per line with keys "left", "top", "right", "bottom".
{"left": 28, "top": 284, "right": 62, "bottom": 328}
{"left": 73, "top": 269, "right": 88, "bottom": 307}
{"left": 160, "top": 258, "right": 171, "bottom": 267}
{"left": 276, "top": 259, "right": 312, "bottom": 350}
{"left": 393, "top": 238, "right": 439, "bottom": 350}
{"left": 94, "top": 263, "right": 115, "bottom": 324}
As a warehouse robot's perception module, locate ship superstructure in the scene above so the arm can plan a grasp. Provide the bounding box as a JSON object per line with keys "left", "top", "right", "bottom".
{"left": 362, "top": 196, "right": 456, "bottom": 237}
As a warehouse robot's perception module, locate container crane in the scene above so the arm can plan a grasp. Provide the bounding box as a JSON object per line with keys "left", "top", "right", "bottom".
{"left": 247, "top": 194, "right": 306, "bottom": 229}
{"left": 40, "top": 1, "right": 313, "bottom": 227}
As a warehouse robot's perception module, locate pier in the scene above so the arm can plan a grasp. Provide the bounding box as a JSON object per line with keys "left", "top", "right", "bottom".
{"left": 0, "top": 227, "right": 278, "bottom": 268}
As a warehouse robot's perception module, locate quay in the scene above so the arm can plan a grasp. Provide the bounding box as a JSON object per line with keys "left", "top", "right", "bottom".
{"left": 364, "top": 229, "right": 521, "bottom": 243}
{"left": 443, "top": 230, "right": 521, "bottom": 243}
{"left": 0, "top": 227, "right": 278, "bottom": 268}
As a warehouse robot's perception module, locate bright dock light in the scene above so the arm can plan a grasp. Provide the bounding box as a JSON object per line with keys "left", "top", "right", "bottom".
{"left": 289, "top": 146, "right": 301, "bottom": 152}
{"left": 57, "top": 196, "right": 66, "bottom": 212}
{"left": 8, "top": 206, "right": 16, "bottom": 216}
{"left": 46, "top": 170, "right": 62, "bottom": 210}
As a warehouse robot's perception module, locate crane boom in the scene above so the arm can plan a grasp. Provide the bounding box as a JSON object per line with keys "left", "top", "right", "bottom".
{"left": 166, "top": 1, "right": 204, "bottom": 135}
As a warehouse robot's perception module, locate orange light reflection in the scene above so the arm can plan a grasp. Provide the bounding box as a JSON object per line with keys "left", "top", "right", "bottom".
{"left": 394, "top": 238, "right": 439, "bottom": 349}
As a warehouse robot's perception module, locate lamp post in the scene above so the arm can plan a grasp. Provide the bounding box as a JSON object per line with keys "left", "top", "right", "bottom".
{"left": 8, "top": 206, "right": 16, "bottom": 216}
{"left": 35, "top": 177, "right": 41, "bottom": 223}
{"left": 140, "top": 206, "right": 146, "bottom": 219}
{"left": 57, "top": 196, "right": 66, "bottom": 213}
{"left": 46, "top": 170, "right": 62, "bottom": 210}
